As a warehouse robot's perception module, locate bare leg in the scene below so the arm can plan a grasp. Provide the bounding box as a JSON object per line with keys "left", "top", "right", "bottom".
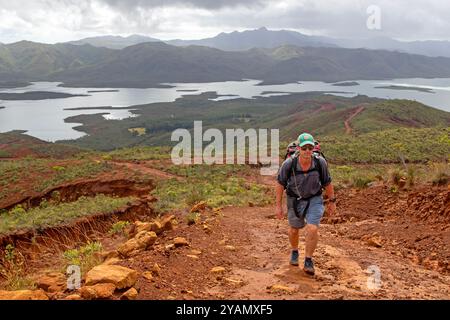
{"left": 305, "top": 224, "right": 319, "bottom": 258}
{"left": 288, "top": 227, "right": 299, "bottom": 250}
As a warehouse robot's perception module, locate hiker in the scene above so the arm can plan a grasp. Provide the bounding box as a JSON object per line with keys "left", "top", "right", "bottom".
{"left": 284, "top": 141, "right": 298, "bottom": 160}
{"left": 275, "top": 133, "right": 336, "bottom": 275}
{"left": 313, "top": 140, "right": 327, "bottom": 162}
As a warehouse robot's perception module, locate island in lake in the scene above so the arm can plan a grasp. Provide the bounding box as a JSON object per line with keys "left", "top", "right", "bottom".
{"left": 0, "top": 91, "right": 89, "bottom": 100}
{"left": 64, "top": 106, "right": 132, "bottom": 110}
{"left": 0, "top": 81, "right": 31, "bottom": 89}
{"left": 332, "top": 81, "right": 360, "bottom": 86}
{"left": 260, "top": 91, "right": 290, "bottom": 95}
{"left": 87, "top": 90, "right": 120, "bottom": 93}
{"left": 375, "top": 85, "right": 434, "bottom": 93}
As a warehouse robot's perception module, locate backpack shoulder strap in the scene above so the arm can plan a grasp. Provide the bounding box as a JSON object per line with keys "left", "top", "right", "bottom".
{"left": 286, "top": 155, "right": 298, "bottom": 181}
{"left": 313, "top": 155, "right": 325, "bottom": 185}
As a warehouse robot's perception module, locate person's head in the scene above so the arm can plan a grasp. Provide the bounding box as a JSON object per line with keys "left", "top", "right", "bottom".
{"left": 286, "top": 141, "right": 298, "bottom": 154}
{"left": 313, "top": 140, "right": 321, "bottom": 152}
{"left": 297, "top": 133, "right": 315, "bottom": 159}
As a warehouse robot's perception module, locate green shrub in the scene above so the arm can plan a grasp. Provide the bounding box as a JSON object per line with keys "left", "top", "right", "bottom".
{"left": 108, "top": 221, "right": 130, "bottom": 235}
{"left": 389, "top": 168, "right": 406, "bottom": 186}
{"left": 0, "top": 195, "right": 136, "bottom": 234}
{"left": 351, "top": 176, "right": 373, "bottom": 189}
{"left": 186, "top": 212, "right": 201, "bottom": 225}
{"left": 431, "top": 163, "right": 449, "bottom": 186}
{"left": 0, "top": 244, "right": 34, "bottom": 290}
{"left": 63, "top": 242, "right": 103, "bottom": 275}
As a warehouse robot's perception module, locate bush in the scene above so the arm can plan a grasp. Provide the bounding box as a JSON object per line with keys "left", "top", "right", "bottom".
{"left": 186, "top": 189, "right": 205, "bottom": 207}
{"left": 431, "top": 163, "right": 449, "bottom": 186}
{"left": 186, "top": 212, "right": 201, "bottom": 225}
{"left": 108, "top": 221, "right": 130, "bottom": 235}
{"left": 407, "top": 167, "right": 415, "bottom": 187}
{"left": 0, "top": 244, "right": 34, "bottom": 290}
{"left": 63, "top": 242, "right": 103, "bottom": 275}
{"left": 351, "top": 176, "right": 373, "bottom": 189}
{"left": 389, "top": 168, "right": 406, "bottom": 186}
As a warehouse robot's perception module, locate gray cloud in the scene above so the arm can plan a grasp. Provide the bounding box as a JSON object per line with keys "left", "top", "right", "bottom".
{"left": 98, "top": 0, "right": 266, "bottom": 10}
{"left": 1, "top": 0, "right": 450, "bottom": 43}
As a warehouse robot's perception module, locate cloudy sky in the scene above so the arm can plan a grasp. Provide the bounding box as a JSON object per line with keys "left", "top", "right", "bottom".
{"left": 0, "top": 0, "right": 448, "bottom": 44}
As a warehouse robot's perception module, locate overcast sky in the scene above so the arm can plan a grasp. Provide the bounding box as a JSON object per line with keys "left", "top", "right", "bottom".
{"left": 0, "top": 0, "right": 449, "bottom": 44}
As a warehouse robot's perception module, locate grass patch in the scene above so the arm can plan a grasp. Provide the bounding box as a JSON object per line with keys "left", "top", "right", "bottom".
{"left": 0, "top": 158, "right": 113, "bottom": 201}
{"left": 329, "top": 162, "right": 448, "bottom": 188}
{"left": 104, "top": 146, "right": 171, "bottom": 161}
{"left": 63, "top": 241, "right": 103, "bottom": 275}
{"left": 108, "top": 221, "right": 130, "bottom": 236}
{"left": 35, "top": 160, "right": 113, "bottom": 192}
{"left": 430, "top": 163, "right": 449, "bottom": 186}
{"left": 0, "top": 195, "right": 136, "bottom": 235}
{"left": 186, "top": 212, "right": 201, "bottom": 225}
{"left": 320, "top": 127, "right": 450, "bottom": 164}
{"left": 0, "top": 244, "right": 35, "bottom": 290}
{"left": 0, "top": 150, "right": 11, "bottom": 158}
{"left": 152, "top": 164, "right": 273, "bottom": 213}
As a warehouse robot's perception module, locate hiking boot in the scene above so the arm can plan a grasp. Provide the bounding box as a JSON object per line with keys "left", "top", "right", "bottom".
{"left": 303, "top": 258, "right": 315, "bottom": 275}
{"left": 289, "top": 250, "right": 299, "bottom": 266}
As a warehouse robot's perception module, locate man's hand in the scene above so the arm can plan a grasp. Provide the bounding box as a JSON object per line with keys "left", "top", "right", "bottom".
{"left": 275, "top": 205, "right": 284, "bottom": 220}
{"left": 326, "top": 202, "right": 336, "bottom": 217}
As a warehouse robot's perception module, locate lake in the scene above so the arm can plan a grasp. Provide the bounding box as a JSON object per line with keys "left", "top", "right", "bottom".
{"left": 1, "top": 78, "right": 450, "bottom": 142}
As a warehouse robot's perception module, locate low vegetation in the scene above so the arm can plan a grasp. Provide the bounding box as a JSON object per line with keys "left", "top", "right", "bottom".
{"left": 321, "top": 127, "right": 449, "bottom": 164}
{"left": 108, "top": 221, "right": 130, "bottom": 236}
{"left": 63, "top": 241, "right": 103, "bottom": 275}
{"left": 0, "top": 158, "right": 113, "bottom": 202}
{"left": 0, "top": 195, "right": 136, "bottom": 234}
{"left": 329, "top": 162, "right": 448, "bottom": 189}
{"left": 152, "top": 164, "right": 273, "bottom": 213}
{"left": 0, "top": 244, "right": 34, "bottom": 290}
{"left": 104, "top": 146, "right": 171, "bottom": 161}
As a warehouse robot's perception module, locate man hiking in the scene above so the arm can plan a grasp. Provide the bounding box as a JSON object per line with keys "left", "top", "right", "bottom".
{"left": 275, "top": 133, "right": 336, "bottom": 275}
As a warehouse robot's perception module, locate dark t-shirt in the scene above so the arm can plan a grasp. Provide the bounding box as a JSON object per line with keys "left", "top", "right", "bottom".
{"left": 277, "top": 156, "right": 331, "bottom": 199}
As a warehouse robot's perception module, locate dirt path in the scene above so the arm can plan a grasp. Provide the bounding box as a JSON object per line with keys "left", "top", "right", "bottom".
{"left": 344, "top": 106, "right": 365, "bottom": 135}
{"left": 113, "top": 167, "right": 450, "bottom": 300}
{"left": 122, "top": 202, "right": 449, "bottom": 300}
{"left": 204, "top": 207, "right": 450, "bottom": 299}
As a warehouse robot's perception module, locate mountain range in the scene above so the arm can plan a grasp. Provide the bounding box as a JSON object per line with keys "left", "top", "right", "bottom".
{"left": 66, "top": 34, "right": 160, "bottom": 50}
{"left": 56, "top": 27, "right": 450, "bottom": 58}
{"left": 3, "top": 30, "right": 450, "bottom": 87}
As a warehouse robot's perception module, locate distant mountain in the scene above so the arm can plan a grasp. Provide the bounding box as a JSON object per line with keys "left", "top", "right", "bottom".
{"left": 167, "top": 27, "right": 336, "bottom": 51}
{"left": 0, "top": 41, "right": 115, "bottom": 80}
{"left": 327, "top": 36, "right": 450, "bottom": 58}
{"left": 4, "top": 40, "right": 450, "bottom": 87}
{"left": 51, "top": 43, "right": 450, "bottom": 87}
{"left": 166, "top": 28, "right": 450, "bottom": 58}
{"left": 49, "top": 42, "right": 274, "bottom": 87}
{"left": 66, "top": 35, "right": 161, "bottom": 49}
{"left": 255, "top": 46, "right": 450, "bottom": 84}
{"left": 62, "top": 28, "right": 450, "bottom": 58}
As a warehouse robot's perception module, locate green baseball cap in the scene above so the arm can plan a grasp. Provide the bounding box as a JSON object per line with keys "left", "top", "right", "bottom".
{"left": 297, "top": 133, "right": 315, "bottom": 147}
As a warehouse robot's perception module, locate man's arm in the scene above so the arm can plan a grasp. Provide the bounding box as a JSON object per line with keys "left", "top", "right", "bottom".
{"left": 324, "top": 183, "right": 335, "bottom": 200}
{"left": 324, "top": 182, "right": 336, "bottom": 216}
{"left": 275, "top": 158, "right": 291, "bottom": 219}
{"left": 275, "top": 182, "right": 285, "bottom": 219}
